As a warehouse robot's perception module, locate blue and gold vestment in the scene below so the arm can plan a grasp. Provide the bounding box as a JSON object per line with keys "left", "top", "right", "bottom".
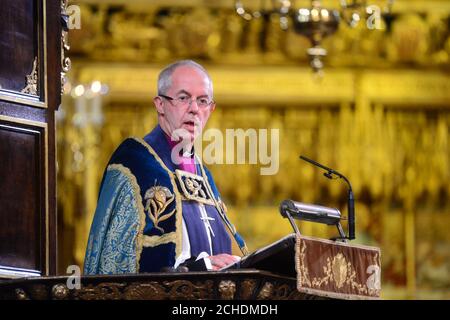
{"left": 84, "top": 125, "right": 247, "bottom": 274}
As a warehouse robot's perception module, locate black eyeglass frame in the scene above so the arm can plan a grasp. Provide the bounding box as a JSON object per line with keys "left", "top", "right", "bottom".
{"left": 159, "top": 94, "right": 215, "bottom": 108}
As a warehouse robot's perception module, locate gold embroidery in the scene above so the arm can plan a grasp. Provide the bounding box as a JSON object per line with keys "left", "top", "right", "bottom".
{"left": 175, "top": 169, "right": 215, "bottom": 205}
{"left": 143, "top": 232, "right": 178, "bottom": 247}
{"left": 296, "top": 238, "right": 312, "bottom": 287}
{"left": 309, "top": 252, "right": 352, "bottom": 289}
{"left": 132, "top": 137, "right": 183, "bottom": 257}
{"left": 296, "top": 234, "right": 380, "bottom": 299}
{"left": 144, "top": 185, "right": 176, "bottom": 233}
{"left": 107, "top": 164, "right": 146, "bottom": 272}
{"left": 331, "top": 254, "right": 347, "bottom": 289}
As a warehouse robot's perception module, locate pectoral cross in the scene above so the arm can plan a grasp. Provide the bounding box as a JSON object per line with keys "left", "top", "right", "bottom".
{"left": 199, "top": 206, "right": 215, "bottom": 238}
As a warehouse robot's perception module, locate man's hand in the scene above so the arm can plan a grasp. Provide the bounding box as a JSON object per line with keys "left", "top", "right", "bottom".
{"left": 208, "top": 254, "right": 240, "bottom": 271}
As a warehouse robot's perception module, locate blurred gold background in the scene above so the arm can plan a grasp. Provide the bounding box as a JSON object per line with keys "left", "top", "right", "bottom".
{"left": 57, "top": 0, "right": 450, "bottom": 299}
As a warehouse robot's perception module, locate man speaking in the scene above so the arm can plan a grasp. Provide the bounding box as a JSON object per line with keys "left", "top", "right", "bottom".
{"left": 84, "top": 60, "right": 247, "bottom": 274}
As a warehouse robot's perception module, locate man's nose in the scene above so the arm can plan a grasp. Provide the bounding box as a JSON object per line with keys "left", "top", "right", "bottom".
{"left": 188, "top": 99, "right": 199, "bottom": 113}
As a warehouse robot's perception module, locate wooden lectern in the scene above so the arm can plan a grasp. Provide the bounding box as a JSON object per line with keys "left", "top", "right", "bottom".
{"left": 0, "top": 270, "right": 316, "bottom": 300}
{"left": 0, "top": 233, "right": 380, "bottom": 300}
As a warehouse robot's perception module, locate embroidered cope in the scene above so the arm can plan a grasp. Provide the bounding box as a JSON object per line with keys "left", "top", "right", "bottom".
{"left": 84, "top": 125, "right": 247, "bottom": 274}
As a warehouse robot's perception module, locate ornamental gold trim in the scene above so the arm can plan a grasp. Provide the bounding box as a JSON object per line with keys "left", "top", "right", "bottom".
{"left": 256, "top": 282, "right": 274, "bottom": 300}
{"left": 61, "top": 0, "right": 71, "bottom": 95}
{"left": 142, "top": 232, "right": 178, "bottom": 248}
{"left": 218, "top": 280, "right": 236, "bottom": 300}
{"left": 175, "top": 169, "right": 215, "bottom": 205}
{"left": 107, "top": 164, "right": 146, "bottom": 271}
{"left": 295, "top": 234, "right": 381, "bottom": 300}
{"left": 132, "top": 137, "right": 183, "bottom": 258}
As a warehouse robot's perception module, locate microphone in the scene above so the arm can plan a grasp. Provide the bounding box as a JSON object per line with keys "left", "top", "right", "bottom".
{"left": 280, "top": 200, "right": 341, "bottom": 226}
{"left": 299, "top": 155, "right": 356, "bottom": 240}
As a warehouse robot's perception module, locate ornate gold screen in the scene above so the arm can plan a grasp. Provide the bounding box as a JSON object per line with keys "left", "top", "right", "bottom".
{"left": 57, "top": 0, "right": 450, "bottom": 299}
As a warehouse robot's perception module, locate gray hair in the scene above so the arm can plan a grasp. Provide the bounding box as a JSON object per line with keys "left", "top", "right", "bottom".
{"left": 157, "top": 60, "right": 213, "bottom": 97}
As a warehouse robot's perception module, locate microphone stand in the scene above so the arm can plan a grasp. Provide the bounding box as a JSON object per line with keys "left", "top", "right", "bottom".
{"left": 285, "top": 210, "right": 302, "bottom": 236}
{"left": 300, "top": 155, "right": 356, "bottom": 240}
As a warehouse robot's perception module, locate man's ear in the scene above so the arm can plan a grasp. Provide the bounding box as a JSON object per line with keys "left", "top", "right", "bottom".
{"left": 210, "top": 102, "right": 216, "bottom": 113}
{"left": 154, "top": 96, "right": 164, "bottom": 115}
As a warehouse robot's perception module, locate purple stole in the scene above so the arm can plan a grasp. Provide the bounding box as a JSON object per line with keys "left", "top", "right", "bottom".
{"left": 146, "top": 126, "right": 232, "bottom": 257}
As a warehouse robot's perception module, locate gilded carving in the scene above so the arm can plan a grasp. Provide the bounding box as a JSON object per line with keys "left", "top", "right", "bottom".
{"left": 15, "top": 288, "right": 28, "bottom": 300}
{"left": 66, "top": 3, "right": 450, "bottom": 68}
{"left": 21, "top": 57, "right": 38, "bottom": 96}
{"left": 52, "top": 283, "right": 69, "bottom": 300}
{"left": 1, "top": 277, "right": 322, "bottom": 300}
{"left": 73, "top": 283, "right": 125, "bottom": 300}
{"left": 123, "top": 282, "right": 167, "bottom": 300}
{"left": 240, "top": 279, "right": 257, "bottom": 299}
{"left": 256, "top": 282, "right": 274, "bottom": 300}
{"left": 218, "top": 280, "right": 236, "bottom": 300}
{"left": 164, "top": 280, "right": 214, "bottom": 300}
{"left": 271, "top": 284, "right": 292, "bottom": 300}
{"left": 61, "top": 0, "right": 72, "bottom": 95}
{"left": 65, "top": 280, "right": 215, "bottom": 300}
{"left": 29, "top": 284, "right": 48, "bottom": 300}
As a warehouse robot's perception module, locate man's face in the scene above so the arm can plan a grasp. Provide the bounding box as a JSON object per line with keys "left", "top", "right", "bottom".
{"left": 154, "top": 66, "right": 215, "bottom": 142}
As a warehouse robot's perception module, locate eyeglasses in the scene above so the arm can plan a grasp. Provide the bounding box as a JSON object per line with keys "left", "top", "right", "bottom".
{"left": 159, "top": 94, "right": 214, "bottom": 108}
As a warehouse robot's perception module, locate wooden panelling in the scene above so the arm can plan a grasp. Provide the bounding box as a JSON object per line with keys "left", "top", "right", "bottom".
{"left": 0, "top": 0, "right": 37, "bottom": 93}
{"left": 0, "top": 119, "right": 46, "bottom": 275}
{"left": 0, "top": 0, "right": 60, "bottom": 277}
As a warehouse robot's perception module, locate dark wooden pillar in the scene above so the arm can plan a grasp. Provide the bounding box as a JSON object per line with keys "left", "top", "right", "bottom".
{"left": 0, "top": 0, "right": 61, "bottom": 277}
